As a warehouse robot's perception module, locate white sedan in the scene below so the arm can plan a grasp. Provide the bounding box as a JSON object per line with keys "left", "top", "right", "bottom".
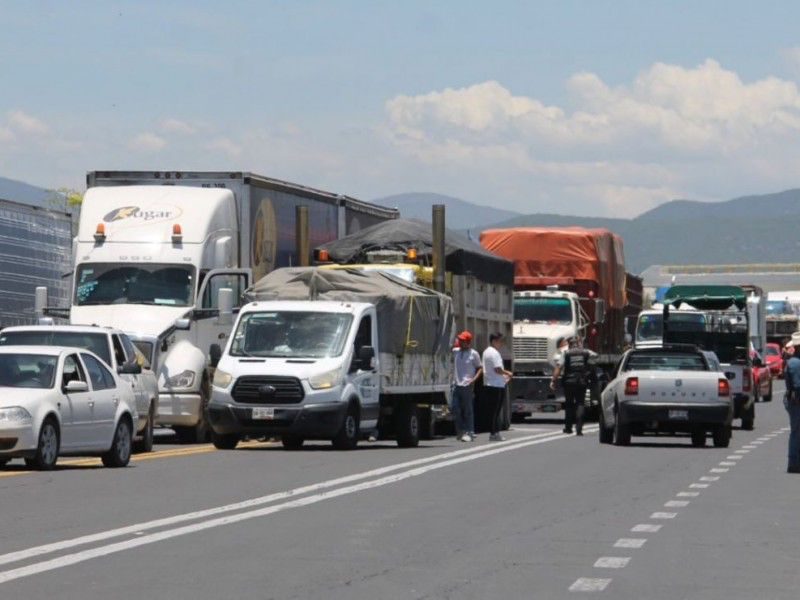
{"left": 0, "top": 346, "right": 138, "bottom": 470}
{"left": 598, "top": 346, "right": 733, "bottom": 448}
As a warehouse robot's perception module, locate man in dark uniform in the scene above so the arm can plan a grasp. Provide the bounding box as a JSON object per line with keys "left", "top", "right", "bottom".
{"left": 550, "top": 337, "right": 592, "bottom": 436}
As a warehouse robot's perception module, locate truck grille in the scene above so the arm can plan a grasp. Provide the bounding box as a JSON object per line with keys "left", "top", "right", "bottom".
{"left": 513, "top": 337, "right": 548, "bottom": 361}
{"left": 232, "top": 376, "right": 305, "bottom": 404}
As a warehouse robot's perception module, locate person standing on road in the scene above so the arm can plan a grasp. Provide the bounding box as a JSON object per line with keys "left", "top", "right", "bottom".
{"left": 550, "top": 337, "right": 592, "bottom": 436}
{"left": 783, "top": 334, "right": 800, "bottom": 473}
{"left": 452, "top": 330, "right": 482, "bottom": 442}
{"left": 482, "top": 332, "right": 512, "bottom": 442}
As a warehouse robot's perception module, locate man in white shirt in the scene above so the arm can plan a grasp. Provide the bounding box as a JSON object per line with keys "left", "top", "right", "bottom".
{"left": 482, "top": 332, "right": 512, "bottom": 441}
{"left": 452, "top": 330, "right": 482, "bottom": 442}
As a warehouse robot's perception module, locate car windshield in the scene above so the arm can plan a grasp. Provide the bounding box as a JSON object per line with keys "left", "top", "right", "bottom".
{"left": 624, "top": 352, "right": 707, "bottom": 372}
{"left": 0, "top": 331, "right": 112, "bottom": 366}
{"left": 636, "top": 312, "right": 706, "bottom": 342}
{"left": 230, "top": 311, "right": 353, "bottom": 359}
{"left": 74, "top": 263, "right": 195, "bottom": 307}
{"left": 515, "top": 297, "right": 573, "bottom": 324}
{"left": 0, "top": 354, "right": 58, "bottom": 388}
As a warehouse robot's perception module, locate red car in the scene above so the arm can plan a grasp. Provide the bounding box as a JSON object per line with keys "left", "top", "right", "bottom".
{"left": 750, "top": 350, "right": 773, "bottom": 402}
{"left": 764, "top": 342, "right": 784, "bottom": 378}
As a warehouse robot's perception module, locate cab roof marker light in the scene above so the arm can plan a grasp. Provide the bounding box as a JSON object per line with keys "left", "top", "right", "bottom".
{"left": 172, "top": 224, "right": 183, "bottom": 243}
{"left": 94, "top": 223, "right": 106, "bottom": 242}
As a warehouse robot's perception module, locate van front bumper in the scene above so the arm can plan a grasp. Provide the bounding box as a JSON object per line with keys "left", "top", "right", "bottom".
{"left": 208, "top": 401, "right": 348, "bottom": 438}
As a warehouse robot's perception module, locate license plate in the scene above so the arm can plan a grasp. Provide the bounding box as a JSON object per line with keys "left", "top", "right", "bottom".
{"left": 668, "top": 409, "right": 688, "bottom": 420}
{"left": 252, "top": 407, "right": 275, "bottom": 420}
{"left": 541, "top": 404, "right": 558, "bottom": 413}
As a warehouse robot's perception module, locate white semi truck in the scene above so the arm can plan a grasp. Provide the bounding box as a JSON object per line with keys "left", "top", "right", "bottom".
{"left": 55, "top": 171, "right": 397, "bottom": 442}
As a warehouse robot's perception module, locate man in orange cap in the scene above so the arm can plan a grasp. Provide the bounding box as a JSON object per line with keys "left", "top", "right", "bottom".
{"left": 452, "top": 330, "right": 482, "bottom": 442}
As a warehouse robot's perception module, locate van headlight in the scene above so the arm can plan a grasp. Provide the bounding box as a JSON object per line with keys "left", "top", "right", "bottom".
{"left": 166, "top": 370, "right": 196, "bottom": 389}
{"left": 0, "top": 407, "right": 32, "bottom": 423}
{"left": 308, "top": 368, "right": 341, "bottom": 390}
{"left": 213, "top": 368, "right": 233, "bottom": 389}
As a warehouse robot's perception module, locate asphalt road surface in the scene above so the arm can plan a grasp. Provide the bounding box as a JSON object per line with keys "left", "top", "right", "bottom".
{"left": 1, "top": 382, "right": 797, "bottom": 599}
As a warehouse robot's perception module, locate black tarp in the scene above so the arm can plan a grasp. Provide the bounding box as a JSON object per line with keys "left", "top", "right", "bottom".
{"left": 316, "top": 218, "right": 514, "bottom": 286}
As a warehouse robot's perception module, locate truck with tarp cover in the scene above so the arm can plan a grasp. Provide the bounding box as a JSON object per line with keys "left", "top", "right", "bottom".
{"left": 314, "top": 218, "right": 515, "bottom": 432}
{"left": 207, "top": 267, "right": 454, "bottom": 449}
{"left": 661, "top": 284, "right": 763, "bottom": 430}
{"left": 0, "top": 199, "right": 71, "bottom": 327}
{"left": 479, "top": 227, "right": 642, "bottom": 419}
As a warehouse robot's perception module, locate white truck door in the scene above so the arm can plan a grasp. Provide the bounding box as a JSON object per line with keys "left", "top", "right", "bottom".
{"left": 196, "top": 269, "right": 252, "bottom": 356}
{"left": 350, "top": 312, "right": 379, "bottom": 429}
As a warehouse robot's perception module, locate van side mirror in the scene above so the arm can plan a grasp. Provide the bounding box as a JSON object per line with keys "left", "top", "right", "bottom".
{"left": 209, "top": 343, "right": 222, "bottom": 369}
{"left": 118, "top": 362, "right": 142, "bottom": 375}
{"left": 357, "top": 345, "right": 376, "bottom": 370}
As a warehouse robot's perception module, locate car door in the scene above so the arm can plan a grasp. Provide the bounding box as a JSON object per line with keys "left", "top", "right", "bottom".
{"left": 79, "top": 353, "right": 119, "bottom": 448}
{"left": 349, "top": 312, "right": 379, "bottom": 429}
{"left": 60, "top": 354, "right": 92, "bottom": 449}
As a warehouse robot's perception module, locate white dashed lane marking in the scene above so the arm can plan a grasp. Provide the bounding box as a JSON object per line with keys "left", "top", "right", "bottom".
{"left": 664, "top": 500, "right": 690, "bottom": 508}
{"left": 709, "top": 468, "right": 729, "bottom": 473}
{"left": 700, "top": 476, "right": 720, "bottom": 481}
{"left": 569, "top": 578, "right": 612, "bottom": 592}
{"left": 632, "top": 524, "right": 661, "bottom": 533}
{"left": 726, "top": 455, "right": 743, "bottom": 460}
{"left": 594, "top": 557, "right": 631, "bottom": 568}
{"left": 651, "top": 512, "right": 678, "bottom": 519}
{"left": 614, "top": 538, "right": 647, "bottom": 549}
{"left": 719, "top": 461, "right": 737, "bottom": 466}
{"left": 677, "top": 492, "right": 700, "bottom": 497}
{"left": 690, "top": 483, "right": 709, "bottom": 488}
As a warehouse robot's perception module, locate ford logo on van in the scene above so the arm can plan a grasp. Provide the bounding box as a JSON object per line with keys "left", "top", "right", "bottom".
{"left": 258, "top": 384, "right": 277, "bottom": 397}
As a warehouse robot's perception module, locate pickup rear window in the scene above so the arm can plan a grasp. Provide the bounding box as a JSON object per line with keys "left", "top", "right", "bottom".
{"left": 624, "top": 352, "right": 707, "bottom": 372}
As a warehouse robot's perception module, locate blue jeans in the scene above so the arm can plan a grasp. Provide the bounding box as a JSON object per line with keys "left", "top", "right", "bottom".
{"left": 785, "top": 397, "right": 800, "bottom": 468}
{"left": 451, "top": 385, "right": 475, "bottom": 436}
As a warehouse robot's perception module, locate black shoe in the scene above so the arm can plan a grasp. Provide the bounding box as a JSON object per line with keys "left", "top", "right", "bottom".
{"left": 788, "top": 465, "right": 800, "bottom": 473}
{"left": 576, "top": 431, "right": 583, "bottom": 436}
{"left": 562, "top": 428, "right": 572, "bottom": 434}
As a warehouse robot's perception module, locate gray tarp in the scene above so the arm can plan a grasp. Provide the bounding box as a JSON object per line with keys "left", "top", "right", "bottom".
{"left": 244, "top": 267, "right": 454, "bottom": 357}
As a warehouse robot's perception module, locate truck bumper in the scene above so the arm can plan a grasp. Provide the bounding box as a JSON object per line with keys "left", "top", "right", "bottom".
{"left": 156, "top": 393, "right": 202, "bottom": 427}
{"left": 620, "top": 402, "right": 732, "bottom": 428}
{"left": 208, "top": 402, "right": 348, "bottom": 439}
{"left": 510, "top": 375, "right": 562, "bottom": 414}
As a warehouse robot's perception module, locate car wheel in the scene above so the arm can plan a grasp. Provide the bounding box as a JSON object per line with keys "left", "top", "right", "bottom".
{"left": 332, "top": 401, "right": 360, "bottom": 450}
{"left": 102, "top": 418, "right": 132, "bottom": 468}
{"left": 764, "top": 380, "right": 773, "bottom": 402}
{"left": 598, "top": 410, "right": 614, "bottom": 445}
{"left": 26, "top": 418, "right": 59, "bottom": 471}
{"left": 281, "top": 434, "right": 305, "bottom": 450}
{"left": 395, "top": 402, "right": 420, "bottom": 448}
{"left": 211, "top": 431, "right": 240, "bottom": 450}
{"left": 741, "top": 403, "right": 755, "bottom": 431}
{"left": 712, "top": 424, "right": 731, "bottom": 448}
{"left": 690, "top": 427, "right": 706, "bottom": 448}
{"left": 613, "top": 407, "right": 631, "bottom": 446}
{"left": 134, "top": 406, "right": 155, "bottom": 454}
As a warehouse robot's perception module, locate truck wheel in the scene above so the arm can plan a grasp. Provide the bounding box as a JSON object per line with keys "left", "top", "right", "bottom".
{"left": 281, "top": 434, "right": 305, "bottom": 450}
{"left": 332, "top": 402, "right": 360, "bottom": 450}
{"left": 613, "top": 408, "right": 631, "bottom": 446}
{"left": 712, "top": 424, "right": 731, "bottom": 448}
{"left": 25, "top": 418, "right": 60, "bottom": 471}
{"left": 211, "top": 431, "right": 240, "bottom": 450}
{"left": 741, "top": 404, "right": 755, "bottom": 431}
{"left": 396, "top": 403, "right": 420, "bottom": 448}
{"left": 134, "top": 406, "right": 155, "bottom": 454}
{"left": 418, "top": 406, "right": 435, "bottom": 440}
{"left": 102, "top": 418, "right": 132, "bottom": 468}
{"left": 690, "top": 427, "right": 706, "bottom": 448}
{"left": 598, "top": 410, "right": 614, "bottom": 445}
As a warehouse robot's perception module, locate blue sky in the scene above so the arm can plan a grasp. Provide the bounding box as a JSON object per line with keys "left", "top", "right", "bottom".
{"left": 3, "top": 0, "right": 800, "bottom": 217}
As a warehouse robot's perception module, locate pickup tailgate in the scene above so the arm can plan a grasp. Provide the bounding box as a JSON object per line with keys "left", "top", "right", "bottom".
{"left": 632, "top": 370, "right": 723, "bottom": 404}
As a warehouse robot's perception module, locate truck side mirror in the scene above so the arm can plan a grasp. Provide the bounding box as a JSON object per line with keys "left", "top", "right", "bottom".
{"left": 118, "top": 362, "right": 142, "bottom": 375}
{"left": 209, "top": 343, "right": 222, "bottom": 368}
{"left": 174, "top": 318, "right": 191, "bottom": 331}
{"left": 594, "top": 299, "right": 605, "bottom": 324}
{"left": 216, "top": 288, "right": 234, "bottom": 326}
{"left": 357, "top": 345, "right": 376, "bottom": 370}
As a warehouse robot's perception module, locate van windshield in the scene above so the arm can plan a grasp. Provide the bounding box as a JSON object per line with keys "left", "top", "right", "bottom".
{"left": 74, "top": 263, "right": 195, "bottom": 307}
{"left": 514, "top": 297, "right": 573, "bottom": 324}
{"left": 230, "top": 311, "right": 354, "bottom": 359}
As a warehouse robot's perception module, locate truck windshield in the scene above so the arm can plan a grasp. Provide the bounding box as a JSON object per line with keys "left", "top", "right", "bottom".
{"left": 636, "top": 312, "right": 706, "bottom": 342}
{"left": 766, "top": 300, "right": 792, "bottom": 315}
{"left": 74, "top": 263, "right": 195, "bottom": 307}
{"left": 0, "top": 331, "right": 112, "bottom": 366}
{"left": 514, "top": 297, "right": 572, "bottom": 324}
{"left": 230, "top": 311, "right": 354, "bottom": 359}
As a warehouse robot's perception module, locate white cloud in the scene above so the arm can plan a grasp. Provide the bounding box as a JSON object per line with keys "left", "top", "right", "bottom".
{"left": 129, "top": 132, "right": 167, "bottom": 152}
{"left": 160, "top": 118, "right": 196, "bottom": 134}
{"left": 204, "top": 137, "right": 241, "bottom": 158}
{"left": 7, "top": 110, "right": 49, "bottom": 135}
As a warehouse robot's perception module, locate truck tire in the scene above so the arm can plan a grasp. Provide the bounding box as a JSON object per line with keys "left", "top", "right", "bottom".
{"left": 211, "top": 431, "right": 240, "bottom": 450}
{"left": 741, "top": 404, "right": 755, "bottom": 431}
{"left": 613, "top": 406, "right": 631, "bottom": 446}
{"left": 102, "top": 417, "right": 132, "bottom": 468}
{"left": 712, "top": 424, "right": 731, "bottom": 448}
{"left": 396, "top": 402, "right": 420, "bottom": 448}
{"left": 332, "top": 401, "right": 360, "bottom": 450}
{"left": 690, "top": 427, "right": 706, "bottom": 448}
{"left": 418, "top": 406, "right": 435, "bottom": 440}
{"left": 281, "top": 434, "right": 304, "bottom": 450}
{"left": 598, "top": 410, "right": 614, "bottom": 444}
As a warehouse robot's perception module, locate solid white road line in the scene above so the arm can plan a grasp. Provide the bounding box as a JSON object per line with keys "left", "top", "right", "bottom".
{"left": 0, "top": 428, "right": 596, "bottom": 585}
{"left": 632, "top": 524, "right": 661, "bottom": 533}
{"left": 569, "top": 578, "right": 612, "bottom": 592}
{"left": 594, "top": 557, "right": 630, "bottom": 568}
{"left": 0, "top": 428, "right": 575, "bottom": 569}
{"left": 614, "top": 538, "right": 646, "bottom": 549}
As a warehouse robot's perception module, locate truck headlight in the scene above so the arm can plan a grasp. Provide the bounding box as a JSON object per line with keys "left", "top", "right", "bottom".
{"left": 0, "top": 407, "right": 33, "bottom": 423}
{"left": 166, "top": 370, "right": 196, "bottom": 389}
{"left": 308, "top": 368, "right": 341, "bottom": 390}
{"left": 213, "top": 368, "right": 233, "bottom": 389}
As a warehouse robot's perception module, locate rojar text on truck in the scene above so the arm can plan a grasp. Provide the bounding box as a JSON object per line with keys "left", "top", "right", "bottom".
{"left": 41, "top": 171, "right": 397, "bottom": 442}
